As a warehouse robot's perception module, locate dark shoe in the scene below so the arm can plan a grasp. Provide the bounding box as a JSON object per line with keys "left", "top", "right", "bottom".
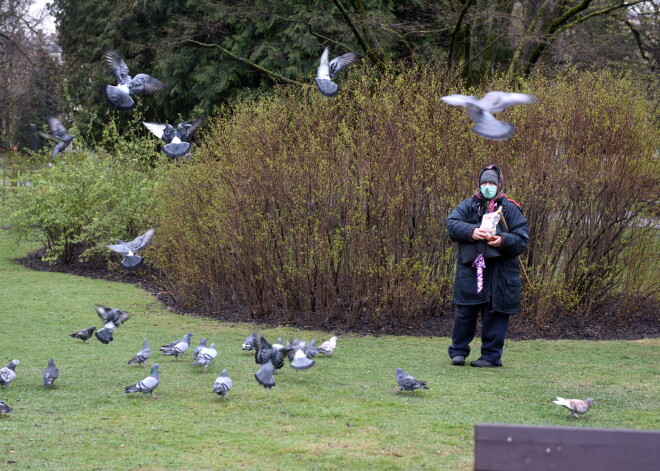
{"left": 451, "top": 355, "right": 465, "bottom": 366}
{"left": 470, "top": 358, "right": 501, "bottom": 368}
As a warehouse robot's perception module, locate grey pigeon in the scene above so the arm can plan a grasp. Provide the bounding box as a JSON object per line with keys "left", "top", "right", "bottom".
{"left": 212, "top": 369, "right": 233, "bottom": 399}
{"left": 252, "top": 332, "right": 291, "bottom": 388}
{"left": 103, "top": 50, "right": 165, "bottom": 111}
{"left": 315, "top": 47, "right": 358, "bottom": 97}
{"left": 242, "top": 333, "right": 256, "bottom": 352}
{"left": 306, "top": 340, "right": 318, "bottom": 360}
{"left": 193, "top": 343, "right": 217, "bottom": 373}
{"left": 317, "top": 336, "right": 337, "bottom": 356}
{"left": 192, "top": 338, "right": 208, "bottom": 362}
{"left": 553, "top": 397, "right": 595, "bottom": 418}
{"left": 160, "top": 332, "right": 192, "bottom": 359}
{"left": 43, "top": 359, "right": 59, "bottom": 387}
{"left": 94, "top": 305, "right": 129, "bottom": 344}
{"left": 127, "top": 339, "right": 151, "bottom": 366}
{"left": 0, "top": 360, "right": 19, "bottom": 388}
{"left": 70, "top": 326, "right": 96, "bottom": 342}
{"left": 395, "top": 368, "right": 429, "bottom": 393}
{"left": 291, "top": 348, "right": 315, "bottom": 371}
{"left": 441, "top": 92, "right": 537, "bottom": 141}
{"left": 0, "top": 400, "right": 11, "bottom": 414}
{"left": 36, "top": 117, "right": 74, "bottom": 158}
{"left": 143, "top": 119, "right": 203, "bottom": 159}
{"left": 125, "top": 364, "right": 160, "bottom": 398}
{"left": 106, "top": 227, "right": 156, "bottom": 271}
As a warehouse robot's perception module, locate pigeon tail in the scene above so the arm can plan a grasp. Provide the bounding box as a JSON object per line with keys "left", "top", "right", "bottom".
{"left": 314, "top": 78, "right": 340, "bottom": 98}
{"left": 103, "top": 85, "right": 136, "bottom": 111}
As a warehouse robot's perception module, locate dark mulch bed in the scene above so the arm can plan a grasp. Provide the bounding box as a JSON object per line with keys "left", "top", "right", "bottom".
{"left": 17, "top": 248, "right": 659, "bottom": 341}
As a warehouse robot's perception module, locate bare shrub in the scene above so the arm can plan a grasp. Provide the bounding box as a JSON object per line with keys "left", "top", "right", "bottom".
{"left": 151, "top": 66, "right": 658, "bottom": 329}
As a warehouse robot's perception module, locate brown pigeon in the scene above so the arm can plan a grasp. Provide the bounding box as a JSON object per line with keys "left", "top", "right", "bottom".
{"left": 553, "top": 397, "right": 595, "bottom": 418}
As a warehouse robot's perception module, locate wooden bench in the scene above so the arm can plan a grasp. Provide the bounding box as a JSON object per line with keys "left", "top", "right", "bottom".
{"left": 475, "top": 423, "right": 660, "bottom": 471}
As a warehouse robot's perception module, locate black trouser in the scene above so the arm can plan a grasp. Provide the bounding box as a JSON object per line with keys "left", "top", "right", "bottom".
{"left": 448, "top": 303, "right": 510, "bottom": 365}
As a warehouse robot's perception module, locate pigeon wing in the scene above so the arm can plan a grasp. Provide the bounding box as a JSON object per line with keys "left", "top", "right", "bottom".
{"left": 48, "top": 117, "right": 68, "bottom": 140}
{"left": 317, "top": 47, "right": 331, "bottom": 80}
{"left": 479, "top": 91, "right": 537, "bottom": 113}
{"left": 143, "top": 122, "right": 168, "bottom": 140}
{"left": 125, "top": 227, "right": 156, "bottom": 254}
{"left": 440, "top": 94, "right": 480, "bottom": 107}
{"left": 176, "top": 118, "right": 204, "bottom": 142}
{"left": 328, "top": 52, "right": 358, "bottom": 79}
{"left": 128, "top": 74, "right": 166, "bottom": 96}
{"left": 103, "top": 50, "right": 131, "bottom": 84}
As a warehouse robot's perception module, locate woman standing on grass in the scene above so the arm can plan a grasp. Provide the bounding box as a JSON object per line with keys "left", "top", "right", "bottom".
{"left": 445, "top": 164, "right": 529, "bottom": 368}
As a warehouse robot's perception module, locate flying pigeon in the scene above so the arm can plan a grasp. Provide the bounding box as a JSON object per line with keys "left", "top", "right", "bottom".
{"left": 102, "top": 50, "right": 165, "bottom": 111}
{"left": 127, "top": 339, "right": 151, "bottom": 366}
{"left": 553, "top": 397, "right": 595, "bottom": 418}
{"left": 306, "top": 340, "right": 318, "bottom": 360}
{"left": 43, "top": 359, "right": 59, "bottom": 387}
{"left": 0, "top": 360, "right": 20, "bottom": 388}
{"left": 291, "top": 348, "right": 315, "bottom": 371}
{"left": 143, "top": 119, "right": 203, "bottom": 159}
{"left": 94, "top": 305, "right": 129, "bottom": 344}
{"left": 193, "top": 343, "right": 217, "bottom": 373}
{"left": 440, "top": 92, "right": 537, "bottom": 141}
{"left": 315, "top": 47, "right": 358, "bottom": 97}
{"left": 0, "top": 400, "right": 11, "bottom": 414}
{"left": 125, "top": 364, "right": 160, "bottom": 399}
{"left": 252, "top": 332, "right": 291, "bottom": 388}
{"left": 160, "top": 332, "right": 192, "bottom": 359}
{"left": 317, "top": 336, "right": 337, "bottom": 356}
{"left": 395, "top": 368, "right": 429, "bottom": 393}
{"left": 36, "top": 117, "right": 75, "bottom": 158}
{"left": 70, "top": 326, "right": 96, "bottom": 342}
{"left": 212, "top": 369, "right": 233, "bottom": 399}
{"left": 242, "top": 333, "right": 256, "bottom": 352}
{"left": 106, "top": 227, "right": 156, "bottom": 271}
{"left": 192, "top": 338, "right": 208, "bottom": 362}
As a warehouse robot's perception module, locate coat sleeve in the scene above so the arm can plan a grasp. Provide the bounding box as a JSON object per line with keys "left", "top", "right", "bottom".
{"left": 499, "top": 202, "right": 529, "bottom": 257}
{"left": 446, "top": 199, "right": 477, "bottom": 243}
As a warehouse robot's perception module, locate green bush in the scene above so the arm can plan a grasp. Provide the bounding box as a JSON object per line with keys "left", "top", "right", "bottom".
{"left": 7, "top": 151, "right": 157, "bottom": 264}
{"left": 142, "top": 67, "right": 660, "bottom": 328}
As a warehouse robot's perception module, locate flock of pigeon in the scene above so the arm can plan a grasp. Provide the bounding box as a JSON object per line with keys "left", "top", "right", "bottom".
{"left": 2, "top": 47, "right": 595, "bottom": 420}
{"left": 0, "top": 303, "right": 341, "bottom": 410}
{"left": 37, "top": 47, "right": 538, "bottom": 161}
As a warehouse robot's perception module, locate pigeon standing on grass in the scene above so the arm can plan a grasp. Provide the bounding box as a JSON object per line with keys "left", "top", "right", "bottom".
{"left": 125, "top": 364, "right": 160, "bottom": 399}
{"left": 70, "top": 326, "right": 96, "bottom": 342}
{"left": 160, "top": 332, "right": 192, "bottom": 359}
{"left": 553, "top": 397, "right": 595, "bottom": 418}
{"left": 143, "top": 119, "right": 204, "bottom": 159}
{"left": 314, "top": 47, "right": 358, "bottom": 97}
{"left": 43, "top": 359, "right": 59, "bottom": 387}
{"left": 0, "top": 360, "right": 20, "bottom": 388}
{"left": 440, "top": 92, "right": 537, "bottom": 141}
{"left": 0, "top": 401, "right": 11, "bottom": 414}
{"left": 106, "top": 227, "right": 156, "bottom": 271}
{"left": 317, "top": 336, "right": 337, "bottom": 356}
{"left": 192, "top": 338, "right": 208, "bottom": 362}
{"left": 36, "top": 117, "right": 75, "bottom": 158}
{"left": 193, "top": 343, "right": 217, "bottom": 373}
{"left": 242, "top": 333, "right": 256, "bottom": 352}
{"left": 212, "top": 369, "right": 233, "bottom": 399}
{"left": 395, "top": 368, "right": 429, "bottom": 393}
{"left": 102, "top": 50, "right": 165, "bottom": 111}
{"left": 127, "top": 339, "right": 151, "bottom": 366}
{"left": 94, "top": 305, "right": 129, "bottom": 344}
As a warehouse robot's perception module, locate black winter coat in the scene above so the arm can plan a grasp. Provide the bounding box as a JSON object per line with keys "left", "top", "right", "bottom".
{"left": 446, "top": 195, "right": 529, "bottom": 314}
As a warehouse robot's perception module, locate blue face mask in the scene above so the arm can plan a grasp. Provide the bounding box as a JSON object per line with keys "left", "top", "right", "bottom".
{"left": 480, "top": 185, "right": 498, "bottom": 200}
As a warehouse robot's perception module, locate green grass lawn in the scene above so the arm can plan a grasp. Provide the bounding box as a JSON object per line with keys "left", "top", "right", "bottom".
{"left": 0, "top": 232, "right": 658, "bottom": 470}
